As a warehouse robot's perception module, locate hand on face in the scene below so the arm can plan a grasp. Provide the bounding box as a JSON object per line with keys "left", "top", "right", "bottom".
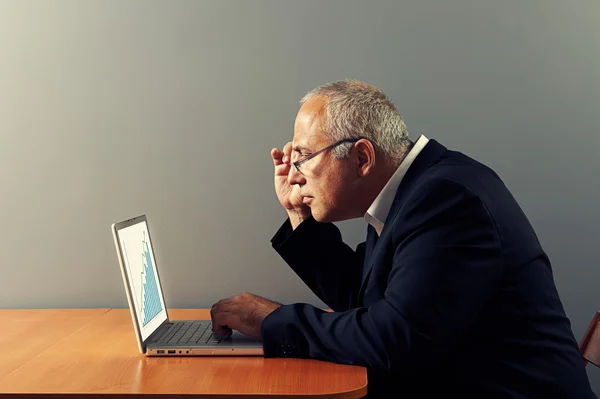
{"left": 271, "top": 142, "right": 310, "bottom": 216}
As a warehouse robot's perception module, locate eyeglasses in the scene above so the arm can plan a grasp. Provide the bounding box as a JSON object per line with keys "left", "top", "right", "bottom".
{"left": 292, "top": 138, "right": 361, "bottom": 174}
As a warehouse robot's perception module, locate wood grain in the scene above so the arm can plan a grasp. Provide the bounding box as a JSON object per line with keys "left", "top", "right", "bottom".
{"left": 0, "top": 309, "right": 110, "bottom": 381}
{"left": 0, "top": 309, "right": 367, "bottom": 398}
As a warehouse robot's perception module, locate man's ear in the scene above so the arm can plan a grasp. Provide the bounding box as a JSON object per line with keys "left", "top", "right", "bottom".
{"left": 354, "top": 139, "right": 375, "bottom": 177}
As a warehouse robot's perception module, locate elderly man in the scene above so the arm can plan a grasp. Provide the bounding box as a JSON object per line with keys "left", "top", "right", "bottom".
{"left": 210, "top": 80, "right": 595, "bottom": 398}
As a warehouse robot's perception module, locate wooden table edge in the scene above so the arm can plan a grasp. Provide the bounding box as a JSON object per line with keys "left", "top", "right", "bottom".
{"left": 0, "top": 384, "right": 368, "bottom": 399}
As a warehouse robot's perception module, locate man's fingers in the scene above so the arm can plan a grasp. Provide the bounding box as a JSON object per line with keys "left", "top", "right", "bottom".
{"left": 210, "top": 304, "right": 226, "bottom": 328}
{"left": 211, "top": 314, "right": 231, "bottom": 337}
{"left": 282, "top": 142, "right": 293, "bottom": 164}
{"left": 210, "top": 301, "right": 234, "bottom": 338}
{"left": 271, "top": 148, "right": 283, "bottom": 166}
{"left": 275, "top": 162, "right": 291, "bottom": 177}
{"left": 272, "top": 143, "right": 293, "bottom": 166}
{"left": 215, "top": 325, "right": 232, "bottom": 338}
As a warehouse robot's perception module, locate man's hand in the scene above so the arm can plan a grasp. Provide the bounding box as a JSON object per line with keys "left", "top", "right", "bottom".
{"left": 210, "top": 292, "right": 282, "bottom": 338}
{"left": 271, "top": 143, "right": 311, "bottom": 229}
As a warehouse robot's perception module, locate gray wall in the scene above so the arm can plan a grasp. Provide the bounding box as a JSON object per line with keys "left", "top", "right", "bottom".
{"left": 1, "top": 0, "right": 598, "bottom": 392}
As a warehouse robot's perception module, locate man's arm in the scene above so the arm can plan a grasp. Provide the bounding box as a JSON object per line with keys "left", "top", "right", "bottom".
{"left": 262, "top": 178, "right": 503, "bottom": 372}
{"left": 269, "top": 141, "right": 365, "bottom": 311}
{"left": 271, "top": 216, "right": 365, "bottom": 312}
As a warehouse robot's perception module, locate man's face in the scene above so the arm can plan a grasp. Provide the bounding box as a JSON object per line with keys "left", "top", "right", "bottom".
{"left": 288, "top": 97, "right": 356, "bottom": 222}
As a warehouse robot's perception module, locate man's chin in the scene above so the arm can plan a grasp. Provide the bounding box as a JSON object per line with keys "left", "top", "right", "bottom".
{"left": 310, "top": 208, "right": 325, "bottom": 223}
{"left": 313, "top": 207, "right": 357, "bottom": 223}
{"left": 311, "top": 208, "right": 337, "bottom": 223}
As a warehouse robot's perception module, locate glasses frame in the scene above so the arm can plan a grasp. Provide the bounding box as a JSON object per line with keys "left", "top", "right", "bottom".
{"left": 292, "top": 138, "right": 361, "bottom": 174}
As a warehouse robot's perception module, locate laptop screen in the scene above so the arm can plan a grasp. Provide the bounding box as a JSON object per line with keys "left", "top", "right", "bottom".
{"left": 116, "top": 219, "right": 167, "bottom": 341}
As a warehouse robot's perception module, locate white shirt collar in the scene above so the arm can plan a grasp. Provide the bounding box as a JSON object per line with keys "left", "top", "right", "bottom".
{"left": 364, "top": 135, "right": 430, "bottom": 235}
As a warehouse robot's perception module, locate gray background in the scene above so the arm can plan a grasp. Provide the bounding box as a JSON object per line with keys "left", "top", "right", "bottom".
{"left": 0, "top": 0, "right": 598, "bottom": 392}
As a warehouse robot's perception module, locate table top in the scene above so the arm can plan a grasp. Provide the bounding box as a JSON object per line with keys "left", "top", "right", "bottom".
{"left": 0, "top": 308, "right": 367, "bottom": 398}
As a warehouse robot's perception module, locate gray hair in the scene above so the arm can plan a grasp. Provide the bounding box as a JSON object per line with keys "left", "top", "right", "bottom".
{"left": 300, "top": 80, "right": 411, "bottom": 165}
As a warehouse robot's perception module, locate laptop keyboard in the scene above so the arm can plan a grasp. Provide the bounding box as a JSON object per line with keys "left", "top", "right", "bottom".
{"left": 155, "top": 321, "right": 223, "bottom": 345}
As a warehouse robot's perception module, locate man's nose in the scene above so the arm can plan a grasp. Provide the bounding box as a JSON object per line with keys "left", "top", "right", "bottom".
{"left": 287, "top": 164, "right": 306, "bottom": 186}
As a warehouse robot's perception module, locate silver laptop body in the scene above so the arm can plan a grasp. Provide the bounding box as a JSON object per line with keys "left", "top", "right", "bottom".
{"left": 111, "top": 214, "right": 264, "bottom": 356}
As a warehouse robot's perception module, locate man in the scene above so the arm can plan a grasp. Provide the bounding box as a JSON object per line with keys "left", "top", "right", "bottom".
{"left": 210, "top": 80, "right": 595, "bottom": 398}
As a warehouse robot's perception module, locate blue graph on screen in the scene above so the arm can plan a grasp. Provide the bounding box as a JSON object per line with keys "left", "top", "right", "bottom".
{"left": 141, "top": 232, "right": 162, "bottom": 326}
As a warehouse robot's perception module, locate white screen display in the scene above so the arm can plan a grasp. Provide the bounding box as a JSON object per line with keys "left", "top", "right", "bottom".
{"left": 117, "top": 220, "right": 167, "bottom": 341}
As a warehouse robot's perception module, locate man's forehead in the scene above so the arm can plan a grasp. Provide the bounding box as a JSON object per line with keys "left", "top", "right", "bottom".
{"left": 293, "top": 111, "right": 326, "bottom": 151}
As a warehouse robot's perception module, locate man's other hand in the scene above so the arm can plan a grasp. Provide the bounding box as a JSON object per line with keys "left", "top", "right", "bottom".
{"left": 210, "top": 292, "right": 282, "bottom": 338}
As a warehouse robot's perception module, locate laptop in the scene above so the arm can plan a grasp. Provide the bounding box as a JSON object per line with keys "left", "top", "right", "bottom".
{"left": 111, "top": 214, "right": 264, "bottom": 356}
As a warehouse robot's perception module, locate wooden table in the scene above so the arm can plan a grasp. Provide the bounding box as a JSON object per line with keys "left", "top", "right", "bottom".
{"left": 0, "top": 309, "right": 367, "bottom": 398}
